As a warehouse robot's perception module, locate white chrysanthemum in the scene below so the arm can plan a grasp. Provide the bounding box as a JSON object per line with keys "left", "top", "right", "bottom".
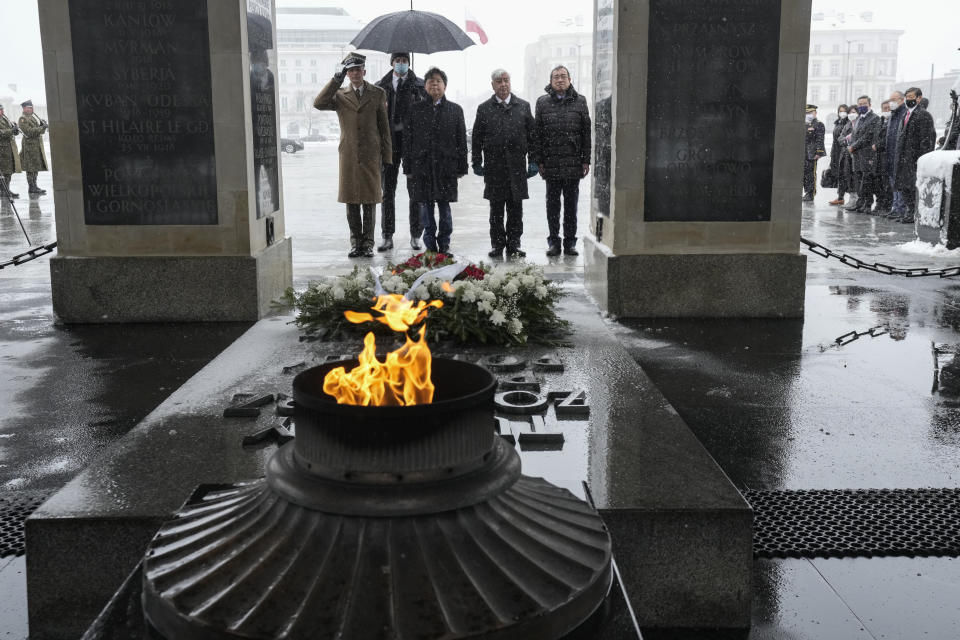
{"left": 490, "top": 309, "right": 507, "bottom": 325}
{"left": 508, "top": 317, "right": 523, "bottom": 334}
{"left": 535, "top": 285, "right": 548, "bottom": 300}
{"left": 316, "top": 283, "right": 331, "bottom": 294}
{"left": 479, "top": 290, "right": 496, "bottom": 303}
{"left": 503, "top": 282, "right": 519, "bottom": 297}
{"left": 462, "top": 287, "right": 477, "bottom": 302}
{"left": 413, "top": 285, "right": 429, "bottom": 300}
{"left": 478, "top": 300, "right": 494, "bottom": 314}
{"left": 486, "top": 275, "right": 503, "bottom": 289}
{"left": 414, "top": 267, "right": 429, "bottom": 276}
{"left": 521, "top": 275, "right": 536, "bottom": 287}
{"left": 332, "top": 286, "right": 346, "bottom": 300}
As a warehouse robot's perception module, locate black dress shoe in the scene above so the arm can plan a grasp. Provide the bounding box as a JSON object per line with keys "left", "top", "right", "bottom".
{"left": 546, "top": 245, "right": 561, "bottom": 257}
{"left": 563, "top": 246, "right": 579, "bottom": 256}
{"left": 377, "top": 237, "right": 393, "bottom": 252}
{"left": 347, "top": 247, "right": 360, "bottom": 258}
{"left": 361, "top": 247, "right": 375, "bottom": 257}
{"left": 506, "top": 249, "right": 526, "bottom": 259}
{"left": 802, "top": 195, "right": 814, "bottom": 202}
{"left": 488, "top": 248, "right": 504, "bottom": 258}
{"left": 900, "top": 216, "right": 915, "bottom": 224}
{"left": 410, "top": 237, "right": 422, "bottom": 250}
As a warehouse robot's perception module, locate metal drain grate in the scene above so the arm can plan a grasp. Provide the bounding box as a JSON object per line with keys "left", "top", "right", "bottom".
{"left": 745, "top": 488, "right": 960, "bottom": 559}
{"left": 0, "top": 490, "right": 53, "bottom": 558}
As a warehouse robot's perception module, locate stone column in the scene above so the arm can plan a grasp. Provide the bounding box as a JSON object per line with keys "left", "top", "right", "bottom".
{"left": 586, "top": 0, "right": 811, "bottom": 318}
{"left": 40, "top": 0, "right": 292, "bottom": 322}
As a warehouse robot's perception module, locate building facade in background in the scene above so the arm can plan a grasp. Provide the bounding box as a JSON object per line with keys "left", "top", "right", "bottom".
{"left": 276, "top": 2, "right": 387, "bottom": 138}
{"left": 524, "top": 16, "right": 593, "bottom": 110}
{"left": 807, "top": 11, "right": 902, "bottom": 117}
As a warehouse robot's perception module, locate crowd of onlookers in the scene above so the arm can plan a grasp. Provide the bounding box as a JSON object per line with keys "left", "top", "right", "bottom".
{"left": 806, "top": 86, "right": 959, "bottom": 224}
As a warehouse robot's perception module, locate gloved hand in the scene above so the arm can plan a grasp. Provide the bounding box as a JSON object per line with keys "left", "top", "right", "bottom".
{"left": 472, "top": 164, "right": 484, "bottom": 177}
{"left": 526, "top": 162, "right": 538, "bottom": 178}
{"left": 333, "top": 64, "right": 346, "bottom": 84}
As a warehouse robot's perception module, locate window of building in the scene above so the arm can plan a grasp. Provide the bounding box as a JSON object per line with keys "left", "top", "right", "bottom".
{"left": 812, "top": 62, "right": 821, "bottom": 77}
{"left": 556, "top": 47, "right": 562, "bottom": 57}
{"left": 813, "top": 44, "right": 821, "bottom": 54}
{"left": 811, "top": 87, "right": 821, "bottom": 103}
{"left": 891, "top": 60, "right": 896, "bottom": 75}
{"left": 832, "top": 44, "right": 840, "bottom": 54}
{"left": 280, "top": 59, "right": 286, "bottom": 66}
{"left": 281, "top": 96, "right": 288, "bottom": 110}
{"left": 311, "top": 73, "right": 317, "bottom": 84}
{"left": 296, "top": 72, "right": 302, "bottom": 84}
{"left": 881, "top": 42, "right": 888, "bottom": 53}
{"left": 830, "top": 61, "right": 840, "bottom": 76}
{"left": 310, "top": 59, "right": 317, "bottom": 66}
{"left": 855, "top": 61, "right": 864, "bottom": 76}
{"left": 829, "top": 86, "right": 838, "bottom": 102}
{"left": 857, "top": 43, "right": 864, "bottom": 53}
{"left": 295, "top": 59, "right": 301, "bottom": 66}
{"left": 878, "top": 60, "right": 887, "bottom": 75}
{"left": 281, "top": 72, "right": 287, "bottom": 83}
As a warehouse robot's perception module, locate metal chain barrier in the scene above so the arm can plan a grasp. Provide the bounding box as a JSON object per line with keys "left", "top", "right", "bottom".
{"left": 801, "top": 237, "right": 960, "bottom": 278}
{"left": 0, "top": 241, "right": 58, "bottom": 270}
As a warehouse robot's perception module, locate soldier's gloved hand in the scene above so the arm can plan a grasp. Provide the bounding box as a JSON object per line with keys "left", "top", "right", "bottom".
{"left": 472, "top": 164, "right": 484, "bottom": 177}
{"left": 526, "top": 162, "right": 538, "bottom": 178}
{"left": 333, "top": 64, "right": 346, "bottom": 84}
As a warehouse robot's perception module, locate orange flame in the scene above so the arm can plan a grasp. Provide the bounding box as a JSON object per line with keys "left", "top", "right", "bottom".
{"left": 323, "top": 294, "right": 443, "bottom": 406}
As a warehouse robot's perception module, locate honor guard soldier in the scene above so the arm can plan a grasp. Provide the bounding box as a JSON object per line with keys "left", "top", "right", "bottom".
{"left": 803, "top": 103, "right": 826, "bottom": 202}
{"left": 314, "top": 53, "right": 392, "bottom": 258}
{"left": 18, "top": 100, "right": 48, "bottom": 196}
{"left": 0, "top": 103, "right": 22, "bottom": 199}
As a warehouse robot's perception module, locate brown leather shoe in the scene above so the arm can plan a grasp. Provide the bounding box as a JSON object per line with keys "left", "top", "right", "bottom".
{"left": 828, "top": 198, "right": 844, "bottom": 205}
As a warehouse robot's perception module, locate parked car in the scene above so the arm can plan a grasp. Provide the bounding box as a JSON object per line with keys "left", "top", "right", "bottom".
{"left": 281, "top": 138, "right": 304, "bottom": 153}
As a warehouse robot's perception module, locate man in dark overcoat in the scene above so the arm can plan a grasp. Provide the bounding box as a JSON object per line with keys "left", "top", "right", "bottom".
{"left": 533, "top": 65, "right": 591, "bottom": 256}
{"left": 374, "top": 52, "right": 428, "bottom": 251}
{"left": 0, "top": 104, "right": 22, "bottom": 199}
{"left": 803, "top": 104, "right": 826, "bottom": 201}
{"left": 845, "top": 95, "right": 881, "bottom": 213}
{"left": 894, "top": 87, "right": 937, "bottom": 224}
{"left": 314, "top": 53, "right": 392, "bottom": 257}
{"left": 18, "top": 100, "right": 47, "bottom": 196}
{"left": 471, "top": 69, "right": 537, "bottom": 259}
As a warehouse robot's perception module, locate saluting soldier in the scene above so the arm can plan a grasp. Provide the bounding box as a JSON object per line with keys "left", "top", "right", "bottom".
{"left": 0, "top": 103, "right": 22, "bottom": 199}
{"left": 18, "top": 100, "right": 48, "bottom": 196}
{"left": 314, "top": 53, "right": 392, "bottom": 258}
{"left": 803, "top": 103, "right": 825, "bottom": 202}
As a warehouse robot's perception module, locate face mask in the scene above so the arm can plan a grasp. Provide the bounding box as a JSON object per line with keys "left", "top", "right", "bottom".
{"left": 805, "top": 114, "right": 814, "bottom": 123}
{"left": 848, "top": 112, "right": 858, "bottom": 121}
{"left": 905, "top": 99, "right": 917, "bottom": 109}
{"left": 857, "top": 105, "right": 869, "bottom": 114}
{"left": 839, "top": 112, "right": 848, "bottom": 119}
{"left": 394, "top": 62, "right": 409, "bottom": 75}
{"left": 881, "top": 111, "right": 890, "bottom": 119}
{"left": 890, "top": 101, "right": 901, "bottom": 110}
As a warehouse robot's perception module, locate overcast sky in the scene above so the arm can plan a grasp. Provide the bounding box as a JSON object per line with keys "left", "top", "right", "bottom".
{"left": 2, "top": 1, "right": 958, "bottom": 105}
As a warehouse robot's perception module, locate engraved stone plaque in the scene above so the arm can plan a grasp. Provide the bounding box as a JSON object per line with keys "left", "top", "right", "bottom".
{"left": 247, "top": 0, "right": 280, "bottom": 219}
{"left": 69, "top": 0, "right": 218, "bottom": 225}
{"left": 644, "top": 0, "right": 781, "bottom": 222}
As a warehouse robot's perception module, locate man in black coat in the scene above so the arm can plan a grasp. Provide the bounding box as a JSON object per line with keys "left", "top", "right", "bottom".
{"left": 894, "top": 87, "right": 937, "bottom": 223}
{"left": 472, "top": 69, "right": 537, "bottom": 259}
{"left": 883, "top": 91, "right": 907, "bottom": 218}
{"left": 375, "top": 52, "right": 428, "bottom": 251}
{"left": 402, "top": 67, "right": 468, "bottom": 255}
{"left": 845, "top": 95, "right": 881, "bottom": 213}
{"left": 803, "top": 104, "right": 826, "bottom": 202}
{"left": 533, "top": 65, "right": 591, "bottom": 256}
{"left": 872, "top": 100, "right": 894, "bottom": 213}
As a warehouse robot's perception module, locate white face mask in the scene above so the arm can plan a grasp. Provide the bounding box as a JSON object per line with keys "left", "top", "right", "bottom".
{"left": 839, "top": 112, "right": 848, "bottom": 119}
{"left": 805, "top": 113, "right": 814, "bottom": 123}
{"left": 889, "top": 100, "right": 901, "bottom": 110}
{"left": 848, "top": 111, "right": 859, "bottom": 121}
{"left": 880, "top": 111, "right": 890, "bottom": 119}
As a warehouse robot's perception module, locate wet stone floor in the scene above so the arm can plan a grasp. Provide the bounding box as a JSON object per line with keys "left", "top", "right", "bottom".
{"left": 2, "top": 146, "right": 960, "bottom": 638}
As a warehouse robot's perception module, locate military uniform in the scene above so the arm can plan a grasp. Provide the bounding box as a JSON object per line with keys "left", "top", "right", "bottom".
{"left": 803, "top": 104, "right": 826, "bottom": 201}
{"left": 18, "top": 100, "right": 48, "bottom": 195}
{"left": 0, "top": 106, "right": 22, "bottom": 199}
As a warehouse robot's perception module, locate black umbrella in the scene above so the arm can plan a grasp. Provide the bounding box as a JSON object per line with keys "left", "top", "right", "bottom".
{"left": 350, "top": 10, "right": 475, "bottom": 55}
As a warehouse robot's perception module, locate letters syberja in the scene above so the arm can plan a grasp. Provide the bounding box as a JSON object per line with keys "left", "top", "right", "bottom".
{"left": 69, "top": 0, "right": 218, "bottom": 225}
{"left": 644, "top": 0, "right": 781, "bottom": 222}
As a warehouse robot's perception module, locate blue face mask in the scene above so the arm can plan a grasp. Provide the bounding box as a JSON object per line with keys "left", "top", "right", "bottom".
{"left": 857, "top": 105, "right": 869, "bottom": 114}
{"left": 394, "top": 63, "right": 409, "bottom": 76}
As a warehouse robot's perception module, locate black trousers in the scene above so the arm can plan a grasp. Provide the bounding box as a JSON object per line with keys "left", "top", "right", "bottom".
{"left": 381, "top": 140, "right": 422, "bottom": 238}
{"left": 875, "top": 173, "right": 893, "bottom": 209}
{"left": 545, "top": 178, "right": 579, "bottom": 247}
{"left": 902, "top": 187, "right": 917, "bottom": 216}
{"left": 802, "top": 159, "right": 817, "bottom": 197}
{"left": 857, "top": 171, "right": 878, "bottom": 207}
{"left": 346, "top": 203, "right": 375, "bottom": 250}
{"left": 489, "top": 199, "right": 523, "bottom": 251}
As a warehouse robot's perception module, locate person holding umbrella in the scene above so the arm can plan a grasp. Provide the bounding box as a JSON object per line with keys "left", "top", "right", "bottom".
{"left": 313, "top": 53, "right": 392, "bottom": 258}
{"left": 402, "top": 67, "right": 468, "bottom": 256}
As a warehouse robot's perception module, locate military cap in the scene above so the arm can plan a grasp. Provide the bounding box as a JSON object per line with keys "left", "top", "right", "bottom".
{"left": 341, "top": 52, "right": 366, "bottom": 70}
{"left": 390, "top": 52, "right": 411, "bottom": 63}
{"left": 805, "top": 103, "right": 817, "bottom": 112}
{"left": 21, "top": 99, "right": 33, "bottom": 108}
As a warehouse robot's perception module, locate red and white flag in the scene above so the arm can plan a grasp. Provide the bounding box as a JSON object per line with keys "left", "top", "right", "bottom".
{"left": 465, "top": 9, "right": 488, "bottom": 44}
